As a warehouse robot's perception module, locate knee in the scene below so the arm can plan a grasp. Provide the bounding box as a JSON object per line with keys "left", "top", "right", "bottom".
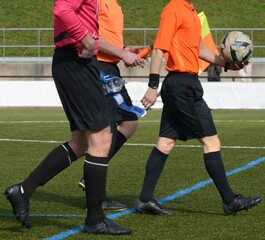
{"left": 201, "top": 135, "right": 221, "bottom": 153}
{"left": 156, "top": 138, "right": 175, "bottom": 155}
{"left": 88, "top": 127, "right": 112, "bottom": 156}
{"left": 68, "top": 134, "right": 87, "bottom": 158}
{"left": 118, "top": 120, "right": 138, "bottom": 139}
{"left": 68, "top": 139, "right": 87, "bottom": 158}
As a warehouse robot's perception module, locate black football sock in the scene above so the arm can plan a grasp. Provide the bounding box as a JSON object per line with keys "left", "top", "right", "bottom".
{"left": 21, "top": 142, "right": 77, "bottom": 200}
{"left": 139, "top": 147, "right": 168, "bottom": 202}
{"left": 84, "top": 153, "right": 108, "bottom": 225}
{"left": 109, "top": 131, "right": 127, "bottom": 160}
{"left": 203, "top": 151, "right": 235, "bottom": 204}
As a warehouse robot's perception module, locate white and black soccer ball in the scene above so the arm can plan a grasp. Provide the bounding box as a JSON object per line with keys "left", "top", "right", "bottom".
{"left": 220, "top": 31, "right": 253, "bottom": 63}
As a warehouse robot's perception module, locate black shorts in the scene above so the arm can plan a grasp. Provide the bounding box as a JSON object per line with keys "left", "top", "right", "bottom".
{"left": 159, "top": 72, "right": 217, "bottom": 141}
{"left": 52, "top": 48, "right": 110, "bottom": 131}
{"left": 99, "top": 61, "right": 138, "bottom": 123}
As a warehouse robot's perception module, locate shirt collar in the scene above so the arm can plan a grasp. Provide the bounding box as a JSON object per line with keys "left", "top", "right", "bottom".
{"left": 177, "top": 0, "right": 194, "bottom": 11}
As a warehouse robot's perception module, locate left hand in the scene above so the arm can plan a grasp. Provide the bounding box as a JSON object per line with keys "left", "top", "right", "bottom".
{"left": 226, "top": 61, "right": 248, "bottom": 71}
{"left": 141, "top": 88, "right": 158, "bottom": 110}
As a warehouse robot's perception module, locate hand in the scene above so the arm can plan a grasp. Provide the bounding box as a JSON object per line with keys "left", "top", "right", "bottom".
{"left": 123, "top": 46, "right": 142, "bottom": 54}
{"left": 141, "top": 88, "right": 158, "bottom": 110}
{"left": 79, "top": 34, "right": 95, "bottom": 59}
{"left": 121, "top": 50, "right": 145, "bottom": 68}
{"left": 226, "top": 61, "right": 248, "bottom": 71}
{"left": 78, "top": 47, "right": 94, "bottom": 59}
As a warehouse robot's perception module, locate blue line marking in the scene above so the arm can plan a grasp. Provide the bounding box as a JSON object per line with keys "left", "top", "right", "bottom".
{"left": 44, "top": 156, "right": 265, "bottom": 240}
{"left": 2, "top": 157, "right": 265, "bottom": 239}
{"left": 0, "top": 213, "right": 86, "bottom": 218}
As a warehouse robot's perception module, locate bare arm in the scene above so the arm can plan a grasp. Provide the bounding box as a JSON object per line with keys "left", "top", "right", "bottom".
{"left": 98, "top": 36, "right": 145, "bottom": 67}
{"left": 78, "top": 33, "right": 95, "bottom": 58}
{"left": 141, "top": 48, "right": 164, "bottom": 110}
{"left": 150, "top": 48, "right": 164, "bottom": 74}
{"left": 199, "top": 39, "right": 247, "bottom": 71}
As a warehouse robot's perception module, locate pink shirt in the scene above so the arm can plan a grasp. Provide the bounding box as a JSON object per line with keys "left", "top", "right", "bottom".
{"left": 53, "top": 0, "right": 99, "bottom": 55}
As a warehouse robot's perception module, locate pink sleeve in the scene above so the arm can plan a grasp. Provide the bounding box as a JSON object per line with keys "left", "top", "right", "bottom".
{"left": 53, "top": 0, "right": 89, "bottom": 42}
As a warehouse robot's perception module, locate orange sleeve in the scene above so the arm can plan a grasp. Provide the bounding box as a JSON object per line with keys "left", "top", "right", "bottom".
{"left": 154, "top": 7, "right": 177, "bottom": 52}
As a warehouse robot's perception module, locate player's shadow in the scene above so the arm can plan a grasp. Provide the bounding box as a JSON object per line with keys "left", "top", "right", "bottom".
{"left": 32, "top": 191, "right": 224, "bottom": 216}
{"left": 32, "top": 190, "right": 86, "bottom": 209}
{"left": 0, "top": 216, "right": 84, "bottom": 234}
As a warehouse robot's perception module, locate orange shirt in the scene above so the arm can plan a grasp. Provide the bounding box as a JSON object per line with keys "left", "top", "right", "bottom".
{"left": 97, "top": 0, "right": 124, "bottom": 63}
{"left": 154, "top": 0, "right": 201, "bottom": 74}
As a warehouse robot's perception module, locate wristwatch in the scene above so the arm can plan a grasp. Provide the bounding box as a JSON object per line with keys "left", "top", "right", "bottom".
{"left": 148, "top": 82, "right": 159, "bottom": 89}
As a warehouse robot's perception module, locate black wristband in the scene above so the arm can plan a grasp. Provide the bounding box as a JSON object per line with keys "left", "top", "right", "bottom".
{"left": 148, "top": 74, "right": 159, "bottom": 89}
{"left": 224, "top": 62, "right": 230, "bottom": 72}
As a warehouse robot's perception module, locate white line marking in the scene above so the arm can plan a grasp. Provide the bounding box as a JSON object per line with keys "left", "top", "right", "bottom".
{"left": 0, "top": 138, "right": 264, "bottom": 149}
{"left": 0, "top": 138, "right": 61, "bottom": 143}
{"left": 0, "top": 120, "right": 264, "bottom": 124}
{"left": 139, "top": 120, "right": 265, "bottom": 123}
{"left": 0, "top": 121, "right": 67, "bottom": 123}
{"left": 125, "top": 143, "right": 265, "bottom": 149}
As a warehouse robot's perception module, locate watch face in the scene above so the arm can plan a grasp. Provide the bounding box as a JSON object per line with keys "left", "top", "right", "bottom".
{"left": 149, "top": 82, "right": 158, "bottom": 89}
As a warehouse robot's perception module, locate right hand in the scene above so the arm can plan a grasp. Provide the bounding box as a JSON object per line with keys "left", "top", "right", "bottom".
{"left": 79, "top": 35, "right": 95, "bottom": 59}
{"left": 78, "top": 47, "right": 94, "bottom": 59}
{"left": 121, "top": 50, "right": 145, "bottom": 68}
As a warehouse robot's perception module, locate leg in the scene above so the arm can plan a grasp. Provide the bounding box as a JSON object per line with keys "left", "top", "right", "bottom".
{"left": 199, "top": 135, "right": 262, "bottom": 214}
{"left": 4, "top": 130, "right": 86, "bottom": 228}
{"left": 79, "top": 120, "right": 138, "bottom": 209}
{"left": 117, "top": 120, "right": 138, "bottom": 140}
{"left": 84, "top": 126, "right": 111, "bottom": 225}
{"left": 135, "top": 137, "right": 176, "bottom": 215}
{"left": 83, "top": 126, "right": 132, "bottom": 235}
{"left": 101, "top": 120, "right": 138, "bottom": 210}
{"left": 199, "top": 135, "right": 235, "bottom": 204}
{"left": 109, "top": 120, "right": 138, "bottom": 159}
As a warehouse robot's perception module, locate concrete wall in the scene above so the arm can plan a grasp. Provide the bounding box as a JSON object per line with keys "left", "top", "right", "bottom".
{"left": 0, "top": 58, "right": 264, "bottom": 109}
{"left": 0, "top": 58, "right": 264, "bottom": 82}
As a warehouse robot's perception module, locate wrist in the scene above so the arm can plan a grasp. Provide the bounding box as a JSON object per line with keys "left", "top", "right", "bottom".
{"left": 148, "top": 74, "right": 159, "bottom": 89}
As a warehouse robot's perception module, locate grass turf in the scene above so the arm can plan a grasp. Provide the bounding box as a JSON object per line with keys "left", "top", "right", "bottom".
{"left": 0, "top": 108, "right": 264, "bottom": 239}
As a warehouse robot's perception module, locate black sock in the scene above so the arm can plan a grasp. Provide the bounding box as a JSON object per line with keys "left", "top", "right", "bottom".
{"left": 84, "top": 153, "right": 108, "bottom": 225}
{"left": 109, "top": 131, "right": 127, "bottom": 160}
{"left": 139, "top": 147, "right": 168, "bottom": 202}
{"left": 203, "top": 151, "right": 235, "bottom": 204}
{"left": 21, "top": 142, "right": 77, "bottom": 199}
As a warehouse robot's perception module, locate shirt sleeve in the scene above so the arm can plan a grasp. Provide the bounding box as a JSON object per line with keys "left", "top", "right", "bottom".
{"left": 154, "top": 6, "right": 177, "bottom": 52}
{"left": 53, "top": 0, "right": 89, "bottom": 42}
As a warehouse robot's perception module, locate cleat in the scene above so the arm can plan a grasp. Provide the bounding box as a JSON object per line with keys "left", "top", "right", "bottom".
{"left": 84, "top": 218, "right": 132, "bottom": 235}
{"left": 102, "top": 198, "right": 128, "bottom": 211}
{"left": 79, "top": 177, "right": 127, "bottom": 211}
{"left": 223, "top": 194, "right": 262, "bottom": 215}
{"left": 4, "top": 184, "right": 32, "bottom": 228}
{"left": 134, "top": 199, "right": 175, "bottom": 215}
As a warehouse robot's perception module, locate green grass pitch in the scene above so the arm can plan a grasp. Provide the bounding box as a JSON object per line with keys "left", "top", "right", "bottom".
{"left": 0, "top": 108, "right": 264, "bottom": 240}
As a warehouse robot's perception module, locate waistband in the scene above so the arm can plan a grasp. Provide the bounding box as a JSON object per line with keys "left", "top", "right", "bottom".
{"left": 168, "top": 71, "right": 198, "bottom": 79}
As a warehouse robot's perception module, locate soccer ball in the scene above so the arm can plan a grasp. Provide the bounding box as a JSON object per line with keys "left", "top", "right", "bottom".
{"left": 220, "top": 31, "right": 253, "bottom": 63}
